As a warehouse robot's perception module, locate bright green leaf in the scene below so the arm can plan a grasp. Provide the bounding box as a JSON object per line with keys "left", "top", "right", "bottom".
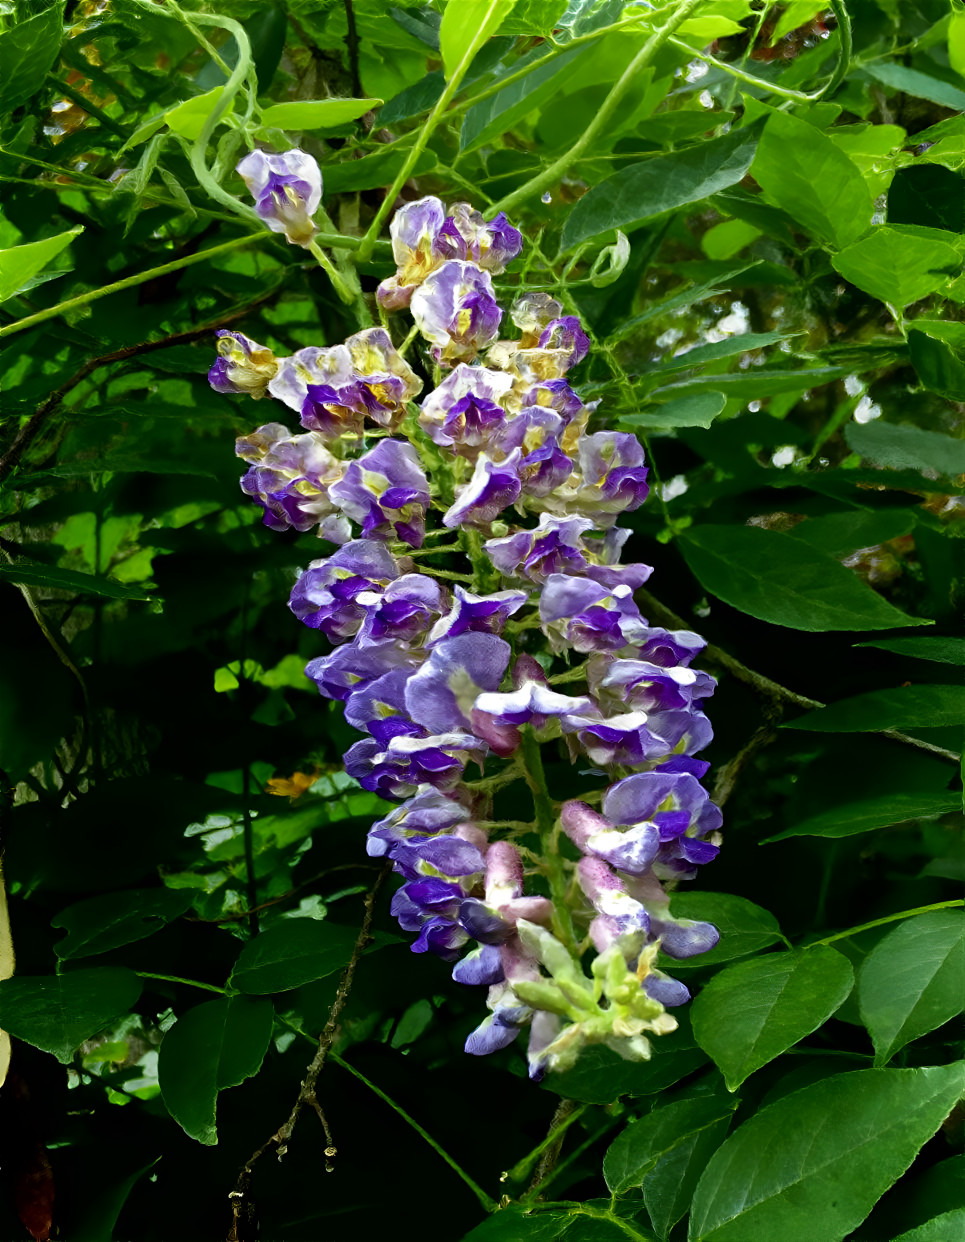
{"left": 863, "top": 63, "right": 965, "bottom": 113}
{"left": 157, "top": 996, "right": 273, "bottom": 1144}
{"left": 461, "top": 41, "right": 587, "bottom": 151}
{"left": 679, "top": 525, "right": 929, "bottom": 631}
{"left": 0, "top": 227, "right": 83, "bottom": 303}
{"left": 689, "top": 1064, "right": 965, "bottom": 1241}
{"left": 858, "top": 910, "right": 965, "bottom": 1064}
{"left": 52, "top": 888, "right": 195, "bottom": 959}
{"left": 764, "top": 792, "right": 961, "bottom": 842}
{"left": 751, "top": 110, "right": 873, "bottom": 248}
{"left": 258, "top": 98, "right": 382, "bottom": 129}
{"left": 165, "top": 87, "right": 231, "bottom": 140}
{"left": 440, "top": 0, "right": 516, "bottom": 82}
{"left": 655, "top": 365, "right": 848, "bottom": 400}
{"left": 561, "top": 125, "right": 762, "bottom": 251}
{"left": 0, "top": 969, "right": 142, "bottom": 1064}
{"left": 604, "top": 1097, "right": 738, "bottom": 1195}
{"left": 786, "top": 685, "right": 965, "bottom": 732}
{"left": 653, "top": 332, "right": 791, "bottom": 374}
{"left": 832, "top": 226, "right": 961, "bottom": 307}
{"left": 690, "top": 947, "right": 854, "bottom": 1091}
{"left": 231, "top": 919, "right": 360, "bottom": 993}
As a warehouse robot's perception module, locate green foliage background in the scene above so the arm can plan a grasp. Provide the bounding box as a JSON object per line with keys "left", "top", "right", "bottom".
{"left": 0, "top": 1, "right": 962, "bottom": 1240}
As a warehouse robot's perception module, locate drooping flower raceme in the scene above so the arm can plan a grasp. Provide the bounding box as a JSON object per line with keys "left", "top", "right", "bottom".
{"left": 214, "top": 183, "right": 722, "bottom": 1080}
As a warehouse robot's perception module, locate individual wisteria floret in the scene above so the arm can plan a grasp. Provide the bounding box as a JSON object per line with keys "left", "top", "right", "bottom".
{"left": 236, "top": 148, "right": 322, "bottom": 248}
{"left": 214, "top": 188, "right": 723, "bottom": 1080}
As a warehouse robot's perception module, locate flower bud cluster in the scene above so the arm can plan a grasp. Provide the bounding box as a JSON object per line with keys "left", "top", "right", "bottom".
{"left": 214, "top": 168, "right": 722, "bottom": 1078}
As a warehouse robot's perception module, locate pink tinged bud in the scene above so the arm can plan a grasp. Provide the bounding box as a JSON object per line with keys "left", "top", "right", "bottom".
{"left": 513, "top": 654, "right": 546, "bottom": 689}
{"left": 469, "top": 707, "right": 521, "bottom": 758}
{"left": 589, "top": 914, "right": 624, "bottom": 955}
{"left": 561, "top": 800, "right": 612, "bottom": 852}
{"left": 485, "top": 840, "right": 524, "bottom": 904}
{"left": 453, "top": 823, "right": 489, "bottom": 853}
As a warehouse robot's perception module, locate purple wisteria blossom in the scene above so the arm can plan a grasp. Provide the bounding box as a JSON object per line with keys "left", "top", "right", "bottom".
{"left": 236, "top": 148, "right": 322, "bottom": 247}
{"left": 410, "top": 260, "right": 503, "bottom": 366}
{"left": 219, "top": 187, "right": 723, "bottom": 1080}
{"left": 208, "top": 330, "right": 278, "bottom": 398}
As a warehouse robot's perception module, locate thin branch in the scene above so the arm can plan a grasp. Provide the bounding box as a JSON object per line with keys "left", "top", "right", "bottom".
{"left": 342, "top": 0, "right": 362, "bottom": 96}
{"left": 229, "top": 864, "right": 390, "bottom": 1240}
{"left": 712, "top": 724, "right": 779, "bottom": 808}
{"left": 524, "top": 1098, "right": 582, "bottom": 1198}
{"left": 636, "top": 589, "right": 961, "bottom": 766}
{"left": 0, "top": 284, "right": 280, "bottom": 486}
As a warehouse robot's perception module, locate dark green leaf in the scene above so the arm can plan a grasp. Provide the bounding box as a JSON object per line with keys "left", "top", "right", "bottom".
{"left": 858, "top": 910, "right": 965, "bottom": 1064}
{"left": 0, "top": 0, "right": 66, "bottom": 111}
{"left": 788, "top": 508, "right": 916, "bottom": 558}
{"left": 52, "top": 888, "right": 195, "bottom": 959}
{"left": 619, "top": 392, "right": 726, "bottom": 433}
{"left": 908, "top": 327, "right": 965, "bottom": 401}
{"left": 461, "top": 42, "right": 588, "bottom": 152}
{"left": 679, "top": 525, "right": 929, "bottom": 631}
{"left": 654, "top": 365, "right": 849, "bottom": 399}
{"left": 661, "top": 893, "right": 784, "bottom": 969}
{"left": 854, "top": 636, "right": 965, "bottom": 664}
{"left": 652, "top": 332, "right": 791, "bottom": 374}
{"left": 461, "top": 1207, "right": 574, "bottom": 1240}
{"left": 786, "top": 685, "right": 965, "bottom": 732}
{"left": 70, "top": 1158, "right": 161, "bottom": 1242}
{"left": 689, "top": 1064, "right": 965, "bottom": 1242}
{"left": 751, "top": 110, "right": 873, "bottom": 248}
{"left": 644, "top": 1111, "right": 734, "bottom": 1241}
{"left": 690, "top": 948, "right": 854, "bottom": 1090}
{"left": 0, "top": 559, "right": 157, "bottom": 600}
{"left": 845, "top": 420, "right": 965, "bottom": 477}
{"left": 230, "top": 919, "right": 359, "bottom": 993}
{"left": 0, "top": 227, "right": 83, "bottom": 303}
{"left": 0, "top": 968, "right": 142, "bottom": 1063}
{"left": 561, "top": 126, "right": 763, "bottom": 251}
{"left": 764, "top": 792, "right": 961, "bottom": 842}
{"left": 604, "top": 1097, "right": 738, "bottom": 1194}
{"left": 157, "top": 995, "right": 273, "bottom": 1144}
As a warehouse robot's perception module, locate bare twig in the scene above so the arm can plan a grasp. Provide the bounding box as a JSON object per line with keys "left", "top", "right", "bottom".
{"left": 637, "top": 588, "right": 961, "bottom": 766}
{"left": 342, "top": 0, "right": 362, "bottom": 96}
{"left": 712, "top": 724, "right": 779, "bottom": 808}
{"left": 228, "top": 863, "right": 390, "bottom": 1242}
{"left": 526, "top": 1098, "right": 580, "bottom": 1200}
{"left": 0, "top": 286, "right": 280, "bottom": 486}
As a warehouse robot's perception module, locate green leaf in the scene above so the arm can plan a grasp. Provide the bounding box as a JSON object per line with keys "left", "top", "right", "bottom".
{"left": 230, "top": 919, "right": 360, "bottom": 994}
{"left": 786, "top": 685, "right": 965, "bottom": 732}
{"left": 165, "top": 86, "right": 231, "bottom": 140}
{"left": 500, "top": 0, "right": 568, "bottom": 35}
{"left": 258, "top": 98, "right": 382, "bottom": 130}
{"left": 643, "top": 1111, "right": 733, "bottom": 1241}
{"left": 0, "top": 559, "right": 156, "bottom": 601}
{"left": 845, "top": 420, "right": 965, "bottom": 477}
{"left": 461, "top": 1207, "right": 574, "bottom": 1240}
{"left": 690, "top": 1064, "right": 965, "bottom": 1241}
{"left": 908, "top": 327, "right": 965, "bottom": 401}
{"left": 661, "top": 893, "right": 784, "bottom": 969}
{"left": 0, "top": 968, "right": 142, "bottom": 1064}
{"left": 460, "top": 41, "right": 587, "bottom": 152}
{"left": 157, "top": 996, "right": 273, "bottom": 1144}
{"left": 0, "top": 227, "right": 83, "bottom": 303}
{"left": 690, "top": 948, "right": 854, "bottom": 1091}
{"left": 893, "top": 1211, "right": 965, "bottom": 1242}
{"left": 654, "top": 365, "right": 848, "bottom": 400}
{"left": 604, "top": 1097, "right": 738, "bottom": 1195}
{"left": 751, "top": 110, "right": 873, "bottom": 248}
{"left": 619, "top": 392, "right": 726, "bottom": 433}
{"left": 0, "top": 0, "right": 66, "bottom": 111}
{"left": 561, "top": 125, "right": 762, "bottom": 251}
{"left": 832, "top": 226, "right": 961, "bottom": 307}
{"left": 787, "top": 508, "right": 916, "bottom": 558}
{"left": 764, "top": 792, "right": 962, "bottom": 842}
{"left": 440, "top": 0, "right": 516, "bottom": 81}
{"left": 652, "top": 332, "right": 791, "bottom": 374}
{"left": 855, "top": 636, "right": 965, "bottom": 665}
{"left": 678, "top": 526, "right": 929, "bottom": 632}
{"left": 857, "top": 910, "right": 965, "bottom": 1064}
{"left": 52, "top": 888, "right": 195, "bottom": 959}
{"left": 863, "top": 63, "right": 965, "bottom": 113}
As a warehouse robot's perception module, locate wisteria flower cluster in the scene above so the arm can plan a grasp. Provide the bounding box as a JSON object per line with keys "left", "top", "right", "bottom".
{"left": 213, "top": 154, "right": 722, "bottom": 1078}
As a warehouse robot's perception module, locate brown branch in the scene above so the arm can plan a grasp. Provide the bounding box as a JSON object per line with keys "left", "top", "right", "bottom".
{"left": 342, "top": 0, "right": 363, "bottom": 96}
{"left": 527, "top": 1098, "right": 578, "bottom": 1200}
{"left": 0, "top": 286, "right": 280, "bottom": 487}
{"left": 637, "top": 588, "right": 960, "bottom": 766}
{"left": 228, "top": 862, "right": 390, "bottom": 1242}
